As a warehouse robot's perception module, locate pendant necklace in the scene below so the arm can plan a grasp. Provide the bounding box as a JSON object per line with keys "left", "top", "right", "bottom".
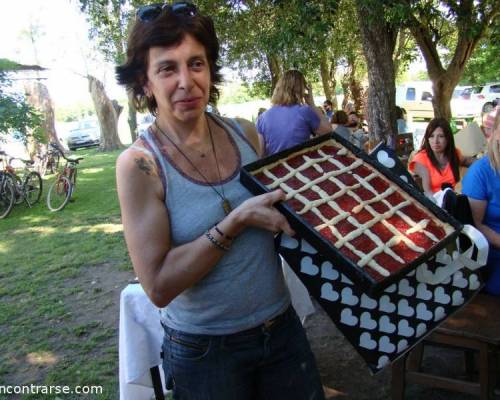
{"left": 154, "top": 118, "right": 232, "bottom": 216}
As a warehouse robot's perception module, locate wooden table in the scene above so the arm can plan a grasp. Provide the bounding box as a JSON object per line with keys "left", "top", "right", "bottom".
{"left": 392, "top": 293, "right": 500, "bottom": 399}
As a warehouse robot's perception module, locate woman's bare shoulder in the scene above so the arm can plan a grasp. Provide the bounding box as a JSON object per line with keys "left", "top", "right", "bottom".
{"left": 117, "top": 137, "right": 159, "bottom": 179}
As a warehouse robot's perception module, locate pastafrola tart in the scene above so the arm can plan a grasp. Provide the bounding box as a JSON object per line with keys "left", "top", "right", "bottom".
{"left": 252, "top": 138, "right": 455, "bottom": 282}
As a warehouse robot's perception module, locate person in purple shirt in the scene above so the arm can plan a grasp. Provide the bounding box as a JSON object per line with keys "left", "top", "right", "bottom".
{"left": 256, "top": 70, "right": 331, "bottom": 155}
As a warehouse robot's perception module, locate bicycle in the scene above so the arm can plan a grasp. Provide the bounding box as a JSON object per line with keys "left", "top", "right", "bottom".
{"left": 0, "top": 150, "right": 43, "bottom": 218}
{"left": 0, "top": 168, "right": 15, "bottom": 219}
{"left": 46, "top": 148, "right": 83, "bottom": 212}
{"left": 35, "top": 143, "right": 61, "bottom": 177}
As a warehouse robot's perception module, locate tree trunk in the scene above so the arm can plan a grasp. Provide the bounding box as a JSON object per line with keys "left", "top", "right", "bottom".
{"left": 320, "top": 54, "right": 338, "bottom": 109}
{"left": 88, "top": 75, "right": 122, "bottom": 151}
{"left": 23, "top": 81, "right": 65, "bottom": 158}
{"left": 341, "top": 78, "right": 351, "bottom": 109}
{"left": 127, "top": 91, "right": 138, "bottom": 143}
{"left": 347, "top": 58, "right": 363, "bottom": 113}
{"left": 407, "top": 0, "right": 491, "bottom": 121}
{"left": 266, "top": 53, "right": 282, "bottom": 95}
{"left": 355, "top": 0, "right": 398, "bottom": 148}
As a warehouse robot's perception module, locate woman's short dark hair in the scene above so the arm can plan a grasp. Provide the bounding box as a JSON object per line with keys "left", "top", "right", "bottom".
{"left": 115, "top": 9, "right": 222, "bottom": 114}
{"left": 421, "top": 117, "right": 460, "bottom": 182}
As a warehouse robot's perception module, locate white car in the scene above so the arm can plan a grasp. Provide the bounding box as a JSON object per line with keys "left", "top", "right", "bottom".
{"left": 396, "top": 81, "right": 478, "bottom": 121}
{"left": 461, "top": 83, "right": 500, "bottom": 114}
{"left": 66, "top": 119, "right": 100, "bottom": 151}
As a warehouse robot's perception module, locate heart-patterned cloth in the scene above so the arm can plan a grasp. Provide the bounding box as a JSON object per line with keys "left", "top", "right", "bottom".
{"left": 278, "top": 225, "right": 488, "bottom": 373}
{"left": 369, "top": 142, "right": 418, "bottom": 189}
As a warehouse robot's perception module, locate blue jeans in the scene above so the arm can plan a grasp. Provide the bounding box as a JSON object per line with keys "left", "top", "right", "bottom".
{"left": 162, "top": 306, "right": 325, "bottom": 400}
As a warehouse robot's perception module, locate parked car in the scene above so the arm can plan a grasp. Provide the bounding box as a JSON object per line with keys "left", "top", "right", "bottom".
{"left": 396, "top": 81, "right": 478, "bottom": 121}
{"left": 66, "top": 119, "right": 100, "bottom": 151}
{"left": 461, "top": 83, "right": 500, "bottom": 113}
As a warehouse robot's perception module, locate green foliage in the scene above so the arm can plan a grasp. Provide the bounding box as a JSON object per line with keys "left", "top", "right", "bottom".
{"left": 56, "top": 102, "right": 96, "bottom": 122}
{"left": 219, "top": 82, "right": 255, "bottom": 104}
{"left": 0, "top": 58, "right": 44, "bottom": 143}
{"left": 0, "top": 148, "right": 130, "bottom": 398}
{"left": 461, "top": 24, "right": 500, "bottom": 84}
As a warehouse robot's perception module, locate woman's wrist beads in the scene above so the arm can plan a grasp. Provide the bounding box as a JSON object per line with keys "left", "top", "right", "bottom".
{"left": 204, "top": 224, "right": 234, "bottom": 251}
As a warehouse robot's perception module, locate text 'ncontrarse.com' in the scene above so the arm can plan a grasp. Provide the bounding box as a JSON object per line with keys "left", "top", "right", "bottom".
{"left": 0, "top": 384, "right": 103, "bottom": 396}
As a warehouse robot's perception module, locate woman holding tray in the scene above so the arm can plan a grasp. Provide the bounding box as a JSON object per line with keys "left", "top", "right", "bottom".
{"left": 115, "top": 3, "right": 324, "bottom": 399}
{"left": 408, "top": 117, "right": 475, "bottom": 197}
{"left": 256, "top": 69, "right": 331, "bottom": 155}
{"left": 462, "top": 108, "right": 500, "bottom": 295}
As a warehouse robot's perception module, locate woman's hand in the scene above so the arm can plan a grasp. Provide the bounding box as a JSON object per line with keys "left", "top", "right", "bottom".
{"left": 304, "top": 83, "right": 315, "bottom": 106}
{"left": 226, "top": 189, "right": 295, "bottom": 237}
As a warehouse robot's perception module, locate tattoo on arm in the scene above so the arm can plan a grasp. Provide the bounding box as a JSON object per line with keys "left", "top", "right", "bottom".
{"left": 134, "top": 157, "right": 156, "bottom": 176}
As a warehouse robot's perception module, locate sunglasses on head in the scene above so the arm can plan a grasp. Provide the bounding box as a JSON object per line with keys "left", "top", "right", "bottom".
{"left": 137, "top": 2, "right": 197, "bottom": 22}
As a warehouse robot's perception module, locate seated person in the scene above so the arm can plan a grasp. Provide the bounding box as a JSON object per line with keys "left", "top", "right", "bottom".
{"left": 257, "top": 70, "right": 331, "bottom": 155}
{"left": 462, "top": 108, "right": 500, "bottom": 295}
{"left": 346, "top": 111, "right": 368, "bottom": 150}
{"left": 396, "top": 106, "right": 409, "bottom": 134}
{"left": 330, "top": 110, "right": 351, "bottom": 141}
{"left": 408, "top": 118, "right": 474, "bottom": 197}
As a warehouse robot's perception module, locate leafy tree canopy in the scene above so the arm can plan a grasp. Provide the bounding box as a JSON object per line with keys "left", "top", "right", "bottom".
{"left": 0, "top": 58, "right": 43, "bottom": 143}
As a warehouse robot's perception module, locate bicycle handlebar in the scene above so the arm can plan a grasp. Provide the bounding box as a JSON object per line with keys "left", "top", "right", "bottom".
{"left": 50, "top": 144, "right": 84, "bottom": 164}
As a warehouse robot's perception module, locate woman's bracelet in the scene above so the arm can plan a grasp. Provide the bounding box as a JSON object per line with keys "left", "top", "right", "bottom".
{"left": 205, "top": 229, "right": 230, "bottom": 251}
{"left": 214, "top": 224, "right": 234, "bottom": 241}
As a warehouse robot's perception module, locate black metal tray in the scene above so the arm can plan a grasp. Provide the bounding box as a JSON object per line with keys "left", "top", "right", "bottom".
{"left": 240, "top": 132, "right": 462, "bottom": 295}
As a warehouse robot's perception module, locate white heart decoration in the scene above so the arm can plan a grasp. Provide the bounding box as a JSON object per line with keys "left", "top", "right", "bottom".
{"left": 341, "top": 287, "right": 359, "bottom": 306}
{"left": 416, "top": 303, "right": 433, "bottom": 321}
{"left": 416, "top": 323, "right": 427, "bottom": 337}
{"left": 385, "top": 284, "right": 397, "bottom": 293}
{"left": 416, "top": 263, "right": 434, "bottom": 282}
{"left": 398, "top": 319, "right": 415, "bottom": 337}
{"left": 360, "top": 294, "right": 377, "bottom": 310}
{"left": 398, "top": 279, "right": 415, "bottom": 297}
{"left": 452, "top": 290, "right": 464, "bottom": 306}
{"left": 321, "top": 262, "right": 339, "bottom": 281}
{"left": 469, "top": 274, "right": 480, "bottom": 290}
{"left": 280, "top": 235, "right": 299, "bottom": 249}
{"left": 416, "top": 282, "right": 432, "bottom": 300}
{"left": 378, "top": 336, "right": 396, "bottom": 353}
{"left": 377, "top": 355, "right": 390, "bottom": 369}
{"left": 301, "top": 240, "right": 317, "bottom": 255}
{"left": 360, "top": 312, "right": 377, "bottom": 330}
{"left": 320, "top": 283, "right": 339, "bottom": 302}
{"left": 300, "top": 256, "right": 319, "bottom": 276}
{"left": 434, "top": 287, "right": 451, "bottom": 304}
{"left": 434, "top": 306, "right": 446, "bottom": 321}
{"left": 359, "top": 332, "right": 377, "bottom": 350}
{"left": 379, "top": 295, "right": 396, "bottom": 313}
{"left": 397, "top": 339, "right": 409, "bottom": 353}
{"left": 397, "top": 299, "right": 415, "bottom": 317}
{"left": 377, "top": 150, "right": 396, "bottom": 168}
{"left": 379, "top": 315, "right": 396, "bottom": 333}
{"left": 452, "top": 271, "right": 468, "bottom": 289}
{"left": 340, "top": 274, "right": 353, "bottom": 285}
{"left": 340, "top": 308, "right": 358, "bottom": 326}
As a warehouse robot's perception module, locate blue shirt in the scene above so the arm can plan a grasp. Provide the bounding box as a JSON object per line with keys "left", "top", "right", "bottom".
{"left": 257, "top": 104, "right": 320, "bottom": 155}
{"left": 462, "top": 156, "right": 500, "bottom": 294}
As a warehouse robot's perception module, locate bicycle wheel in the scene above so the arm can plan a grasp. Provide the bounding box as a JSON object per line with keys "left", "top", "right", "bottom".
{"left": 23, "top": 171, "right": 43, "bottom": 206}
{"left": 0, "top": 175, "right": 15, "bottom": 219}
{"left": 9, "top": 174, "right": 23, "bottom": 205}
{"left": 47, "top": 175, "right": 72, "bottom": 212}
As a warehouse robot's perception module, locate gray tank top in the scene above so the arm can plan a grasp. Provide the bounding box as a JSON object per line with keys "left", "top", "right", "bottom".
{"left": 143, "top": 113, "right": 290, "bottom": 335}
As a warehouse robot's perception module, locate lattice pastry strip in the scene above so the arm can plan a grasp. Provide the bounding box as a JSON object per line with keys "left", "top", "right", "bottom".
{"left": 253, "top": 139, "right": 454, "bottom": 282}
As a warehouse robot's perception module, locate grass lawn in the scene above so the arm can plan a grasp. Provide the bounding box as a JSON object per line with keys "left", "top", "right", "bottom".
{"left": 0, "top": 148, "right": 135, "bottom": 399}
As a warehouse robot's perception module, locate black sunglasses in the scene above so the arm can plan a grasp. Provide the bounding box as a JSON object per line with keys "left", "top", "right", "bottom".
{"left": 137, "top": 2, "right": 197, "bottom": 22}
